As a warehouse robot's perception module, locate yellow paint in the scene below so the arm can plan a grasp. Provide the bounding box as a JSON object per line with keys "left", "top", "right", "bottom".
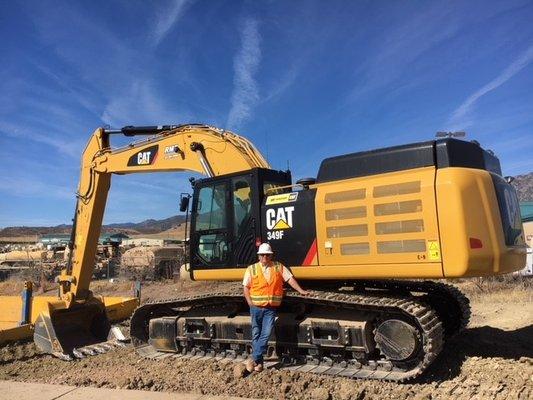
{"left": 63, "top": 125, "right": 271, "bottom": 304}
{"left": 436, "top": 168, "right": 526, "bottom": 277}
{"left": 193, "top": 262, "right": 444, "bottom": 281}
{"left": 315, "top": 166, "right": 442, "bottom": 268}
{"left": 0, "top": 324, "right": 33, "bottom": 343}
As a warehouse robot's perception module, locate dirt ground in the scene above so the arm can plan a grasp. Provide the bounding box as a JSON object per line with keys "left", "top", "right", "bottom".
{"left": 0, "top": 279, "right": 532, "bottom": 400}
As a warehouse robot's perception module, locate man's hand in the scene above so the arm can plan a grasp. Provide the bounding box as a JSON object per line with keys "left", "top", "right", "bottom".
{"left": 287, "top": 277, "right": 310, "bottom": 296}
{"left": 243, "top": 285, "right": 253, "bottom": 307}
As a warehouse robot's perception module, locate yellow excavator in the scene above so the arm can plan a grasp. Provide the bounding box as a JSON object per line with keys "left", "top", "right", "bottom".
{"left": 0, "top": 124, "right": 526, "bottom": 380}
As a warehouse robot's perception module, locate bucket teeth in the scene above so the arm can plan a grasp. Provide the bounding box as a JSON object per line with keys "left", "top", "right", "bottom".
{"left": 41, "top": 322, "right": 131, "bottom": 361}
{"left": 108, "top": 326, "right": 128, "bottom": 342}
{"left": 54, "top": 352, "right": 74, "bottom": 361}
{"left": 80, "top": 347, "right": 97, "bottom": 356}
{"left": 91, "top": 345, "right": 107, "bottom": 354}
{"left": 99, "top": 343, "right": 114, "bottom": 351}
{"left": 72, "top": 349, "right": 85, "bottom": 359}
{"left": 70, "top": 340, "right": 120, "bottom": 358}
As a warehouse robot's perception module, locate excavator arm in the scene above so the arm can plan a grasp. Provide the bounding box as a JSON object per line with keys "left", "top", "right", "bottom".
{"left": 62, "top": 124, "right": 269, "bottom": 305}
{"left": 13, "top": 124, "right": 270, "bottom": 357}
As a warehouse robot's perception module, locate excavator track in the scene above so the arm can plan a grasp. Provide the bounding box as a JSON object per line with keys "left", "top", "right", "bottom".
{"left": 129, "top": 281, "right": 470, "bottom": 381}
{"left": 351, "top": 280, "right": 471, "bottom": 338}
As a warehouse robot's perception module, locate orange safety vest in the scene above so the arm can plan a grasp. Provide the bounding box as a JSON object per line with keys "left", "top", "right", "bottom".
{"left": 249, "top": 261, "right": 284, "bottom": 307}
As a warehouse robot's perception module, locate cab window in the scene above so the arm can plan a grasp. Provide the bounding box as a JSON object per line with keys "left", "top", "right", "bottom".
{"left": 233, "top": 176, "right": 252, "bottom": 238}
{"left": 195, "top": 183, "right": 228, "bottom": 264}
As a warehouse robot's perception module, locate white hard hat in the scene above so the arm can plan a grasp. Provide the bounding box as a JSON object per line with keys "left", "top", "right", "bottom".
{"left": 257, "top": 243, "right": 274, "bottom": 255}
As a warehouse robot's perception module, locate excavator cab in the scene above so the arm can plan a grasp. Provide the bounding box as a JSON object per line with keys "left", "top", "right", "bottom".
{"left": 189, "top": 168, "right": 291, "bottom": 273}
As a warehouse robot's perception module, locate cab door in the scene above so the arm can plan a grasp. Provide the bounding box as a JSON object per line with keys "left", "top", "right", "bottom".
{"left": 190, "top": 174, "right": 257, "bottom": 269}
{"left": 190, "top": 180, "right": 231, "bottom": 268}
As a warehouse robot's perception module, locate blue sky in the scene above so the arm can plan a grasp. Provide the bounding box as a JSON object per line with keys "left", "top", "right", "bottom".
{"left": 1, "top": 0, "right": 532, "bottom": 227}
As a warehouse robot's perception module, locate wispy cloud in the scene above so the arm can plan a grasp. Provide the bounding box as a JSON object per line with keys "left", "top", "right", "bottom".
{"left": 118, "top": 178, "right": 184, "bottom": 195}
{"left": 263, "top": 64, "right": 300, "bottom": 104}
{"left": 152, "top": 0, "right": 192, "bottom": 47}
{"left": 28, "top": 60, "right": 103, "bottom": 120}
{"left": 0, "top": 176, "right": 73, "bottom": 200}
{"left": 226, "top": 18, "right": 261, "bottom": 130}
{"left": 0, "top": 121, "right": 83, "bottom": 158}
{"left": 348, "top": 4, "right": 459, "bottom": 101}
{"left": 25, "top": 1, "right": 198, "bottom": 131}
{"left": 27, "top": 2, "right": 135, "bottom": 82}
{"left": 101, "top": 79, "right": 190, "bottom": 127}
{"left": 449, "top": 44, "right": 533, "bottom": 127}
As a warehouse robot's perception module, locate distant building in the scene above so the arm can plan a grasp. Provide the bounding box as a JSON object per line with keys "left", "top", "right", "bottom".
{"left": 40, "top": 234, "right": 71, "bottom": 248}
{"left": 122, "top": 238, "right": 183, "bottom": 247}
{"left": 39, "top": 233, "right": 129, "bottom": 249}
{"left": 99, "top": 233, "right": 129, "bottom": 245}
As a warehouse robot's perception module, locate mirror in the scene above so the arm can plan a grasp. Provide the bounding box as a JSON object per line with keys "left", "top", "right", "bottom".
{"left": 179, "top": 195, "right": 190, "bottom": 212}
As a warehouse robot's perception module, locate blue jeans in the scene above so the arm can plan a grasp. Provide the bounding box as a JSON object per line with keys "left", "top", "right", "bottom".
{"left": 250, "top": 305, "right": 277, "bottom": 364}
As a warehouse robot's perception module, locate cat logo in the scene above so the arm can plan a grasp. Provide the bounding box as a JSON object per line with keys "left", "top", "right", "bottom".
{"left": 137, "top": 152, "right": 152, "bottom": 165}
{"left": 266, "top": 206, "right": 294, "bottom": 230}
{"left": 127, "top": 145, "right": 158, "bottom": 166}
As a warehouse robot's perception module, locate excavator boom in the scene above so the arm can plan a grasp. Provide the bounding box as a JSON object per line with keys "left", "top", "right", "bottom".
{"left": 2, "top": 124, "right": 271, "bottom": 357}
{"left": 62, "top": 124, "right": 269, "bottom": 303}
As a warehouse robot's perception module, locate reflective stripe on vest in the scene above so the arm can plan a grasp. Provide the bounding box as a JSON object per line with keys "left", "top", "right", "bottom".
{"left": 249, "top": 261, "right": 284, "bottom": 307}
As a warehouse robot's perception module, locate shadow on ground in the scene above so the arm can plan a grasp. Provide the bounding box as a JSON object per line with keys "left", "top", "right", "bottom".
{"left": 420, "top": 324, "right": 532, "bottom": 383}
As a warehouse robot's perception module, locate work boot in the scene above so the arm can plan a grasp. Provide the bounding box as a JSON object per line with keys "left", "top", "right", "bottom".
{"left": 254, "top": 363, "right": 264, "bottom": 372}
{"left": 245, "top": 358, "right": 256, "bottom": 373}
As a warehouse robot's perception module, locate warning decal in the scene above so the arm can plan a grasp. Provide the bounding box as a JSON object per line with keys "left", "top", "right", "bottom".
{"left": 427, "top": 240, "right": 441, "bottom": 261}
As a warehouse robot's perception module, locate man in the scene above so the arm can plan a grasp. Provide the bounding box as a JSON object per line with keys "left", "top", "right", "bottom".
{"left": 242, "top": 242, "right": 309, "bottom": 372}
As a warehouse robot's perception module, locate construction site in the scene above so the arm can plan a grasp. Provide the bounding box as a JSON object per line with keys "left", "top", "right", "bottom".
{"left": 4, "top": 1, "right": 533, "bottom": 398}
{"left": 0, "top": 124, "right": 532, "bottom": 400}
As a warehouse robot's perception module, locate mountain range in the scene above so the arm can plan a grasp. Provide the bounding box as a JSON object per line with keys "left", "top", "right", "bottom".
{"left": 0, "top": 215, "right": 187, "bottom": 237}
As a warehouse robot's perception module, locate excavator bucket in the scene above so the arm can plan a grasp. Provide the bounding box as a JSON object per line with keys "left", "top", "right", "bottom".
{"left": 33, "top": 295, "right": 140, "bottom": 359}
{"left": 33, "top": 299, "right": 114, "bottom": 358}
{"left": 0, "top": 294, "right": 138, "bottom": 350}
